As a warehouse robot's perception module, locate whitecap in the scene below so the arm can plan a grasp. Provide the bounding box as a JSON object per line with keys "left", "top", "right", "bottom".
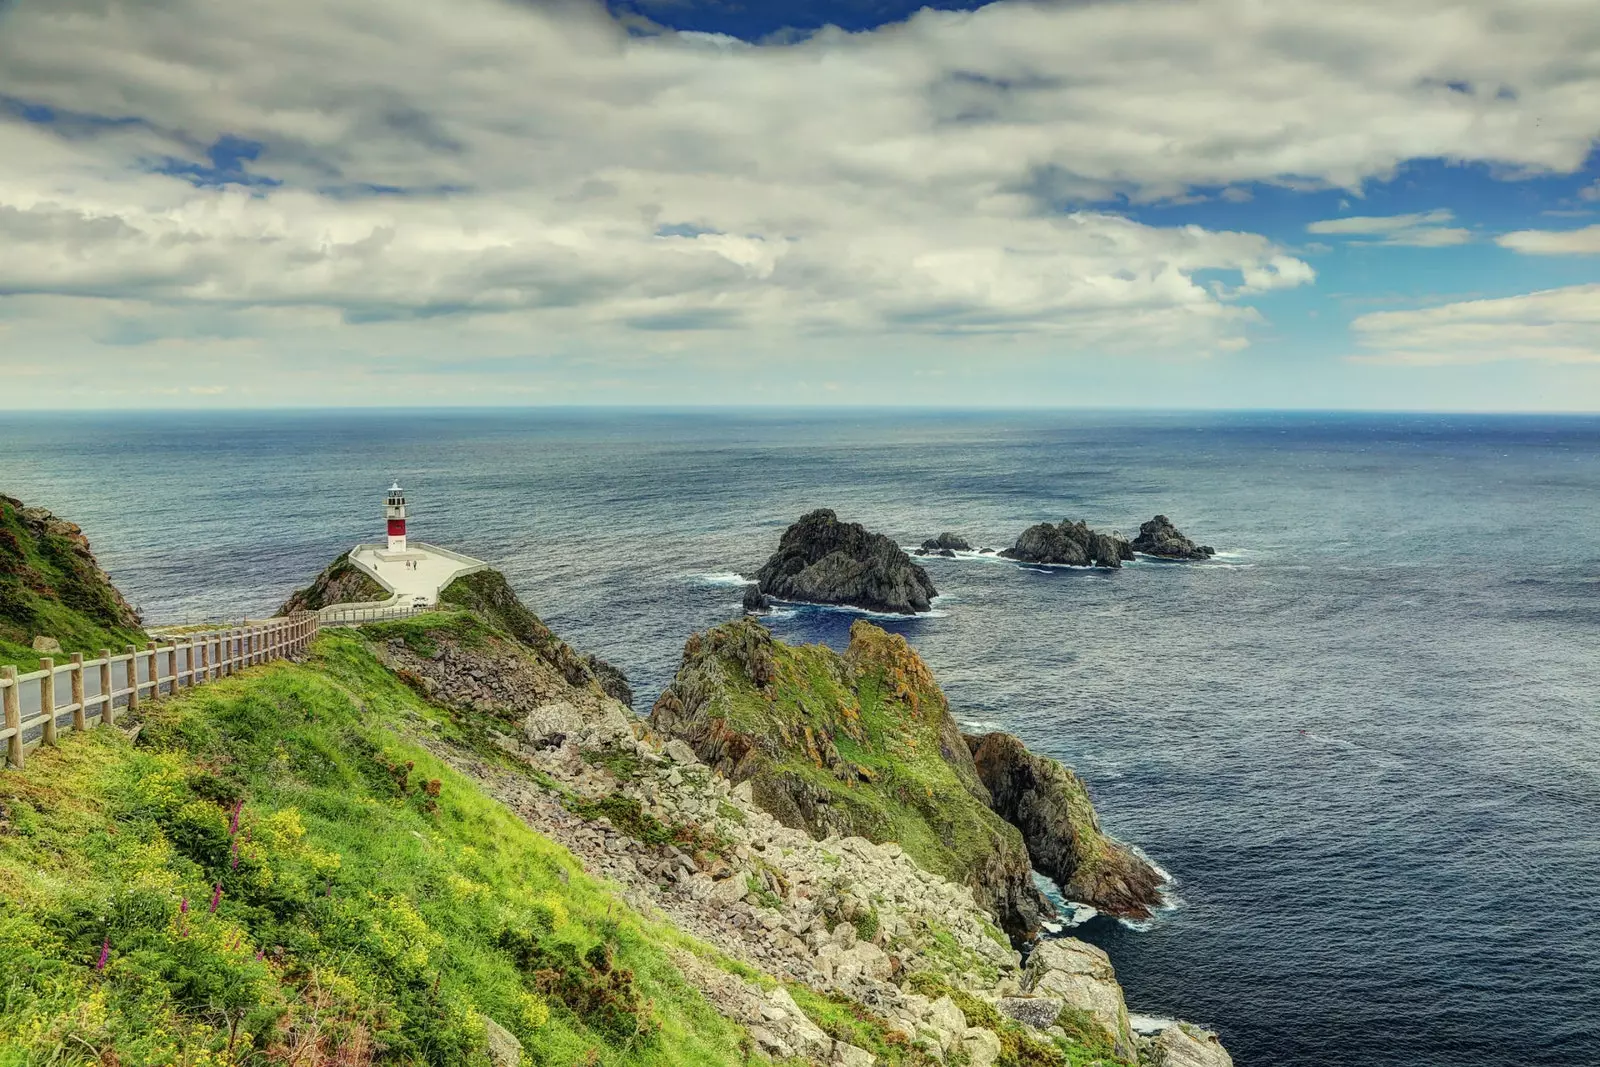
{"left": 768, "top": 598, "right": 948, "bottom": 620}
{"left": 1128, "top": 1014, "right": 1179, "bottom": 1035}
{"left": 959, "top": 718, "right": 1007, "bottom": 733}
{"left": 694, "top": 571, "right": 753, "bottom": 587}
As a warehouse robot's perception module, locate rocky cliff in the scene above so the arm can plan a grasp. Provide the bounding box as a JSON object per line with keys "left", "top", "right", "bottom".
{"left": 1000, "top": 520, "right": 1133, "bottom": 568}
{"left": 0, "top": 495, "right": 145, "bottom": 668}
{"left": 1130, "top": 516, "right": 1215, "bottom": 560}
{"left": 649, "top": 616, "right": 1051, "bottom": 942}
{"left": 754, "top": 508, "right": 937, "bottom": 614}
{"left": 967, "top": 732, "right": 1166, "bottom": 920}
{"left": 275, "top": 549, "right": 387, "bottom": 614}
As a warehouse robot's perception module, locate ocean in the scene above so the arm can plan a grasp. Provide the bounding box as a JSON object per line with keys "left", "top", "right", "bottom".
{"left": 2, "top": 408, "right": 1596, "bottom": 1067}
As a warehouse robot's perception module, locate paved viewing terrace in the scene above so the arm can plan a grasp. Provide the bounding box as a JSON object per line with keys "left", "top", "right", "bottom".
{"left": 323, "top": 542, "right": 488, "bottom": 623}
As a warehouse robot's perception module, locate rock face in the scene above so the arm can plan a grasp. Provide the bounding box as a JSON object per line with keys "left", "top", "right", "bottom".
{"left": 1142, "top": 1022, "right": 1236, "bottom": 1067}
{"left": 921, "top": 533, "right": 971, "bottom": 552}
{"left": 649, "top": 616, "right": 1051, "bottom": 941}
{"left": 999, "top": 520, "right": 1132, "bottom": 568}
{"left": 1130, "top": 515, "right": 1215, "bottom": 560}
{"left": 966, "top": 732, "right": 1165, "bottom": 920}
{"left": 754, "top": 509, "right": 937, "bottom": 615}
{"left": 276, "top": 550, "right": 388, "bottom": 615}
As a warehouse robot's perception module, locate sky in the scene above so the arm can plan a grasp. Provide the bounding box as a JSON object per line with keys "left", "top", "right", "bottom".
{"left": 1, "top": 0, "right": 1599, "bottom": 411}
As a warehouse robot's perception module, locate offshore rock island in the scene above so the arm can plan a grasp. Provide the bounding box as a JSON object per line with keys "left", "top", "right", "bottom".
{"left": 753, "top": 508, "right": 938, "bottom": 615}
{"left": 0, "top": 491, "right": 1232, "bottom": 1067}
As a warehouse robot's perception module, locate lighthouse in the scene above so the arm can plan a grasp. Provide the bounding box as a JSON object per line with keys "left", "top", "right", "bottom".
{"left": 385, "top": 483, "right": 408, "bottom": 554}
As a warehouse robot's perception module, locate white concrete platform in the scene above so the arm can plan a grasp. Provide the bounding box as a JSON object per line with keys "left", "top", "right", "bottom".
{"left": 322, "top": 541, "right": 488, "bottom": 621}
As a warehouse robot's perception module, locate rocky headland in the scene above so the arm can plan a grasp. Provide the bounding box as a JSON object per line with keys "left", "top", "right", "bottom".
{"left": 753, "top": 509, "right": 938, "bottom": 615}
{"left": 275, "top": 548, "right": 387, "bottom": 614}
{"left": 1000, "top": 520, "right": 1133, "bottom": 568}
{"left": 1130, "top": 516, "right": 1215, "bottom": 560}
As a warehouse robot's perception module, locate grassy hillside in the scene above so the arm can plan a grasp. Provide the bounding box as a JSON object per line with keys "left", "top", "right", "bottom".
{"left": 0, "top": 629, "right": 749, "bottom": 1066}
{"left": 0, "top": 496, "right": 146, "bottom": 672}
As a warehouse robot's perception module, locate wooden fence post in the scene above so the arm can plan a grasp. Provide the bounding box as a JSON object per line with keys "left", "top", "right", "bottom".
{"left": 125, "top": 645, "right": 140, "bottom": 712}
{"left": 166, "top": 640, "right": 179, "bottom": 693}
{"left": 146, "top": 642, "right": 160, "bottom": 701}
{"left": 70, "top": 653, "right": 86, "bottom": 732}
{"left": 99, "top": 650, "right": 113, "bottom": 726}
{"left": 198, "top": 638, "right": 209, "bottom": 684}
{"left": 2, "top": 666, "right": 20, "bottom": 770}
{"left": 39, "top": 657, "right": 56, "bottom": 747}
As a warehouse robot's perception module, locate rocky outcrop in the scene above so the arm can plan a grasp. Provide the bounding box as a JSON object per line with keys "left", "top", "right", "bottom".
{"left": 276, "top": 550, "right": 387, "bottom": 615}
{"left": 967, "top": 732, "right": 1164, "bottom": 920}
{"left": 921, "top": 532, "right": 971, "bottom": 552}
{"left": 741, "top": 583, "right": 771, "bottom": 614}
{"left": 754, "top": 509, "right": 937, "bottom": 615}
{"left": 1000, "top": 520, "right": 1133, "bottom": 568}
{"left": 1130, "top": 515, "right": 1215, "bottom": 560}
{"left": 0, "top": 495, "right": 145, "bottom": 660}
{"left": 1023, "top": 938, "right": 1137, "bottom": 1060}
{"left": 585, "top": 652, "right": 634, "bottom": 708}
{"left": 650, "top": 617, "right": 1051, "bottom": 942}
{"left": 1141, "top": 1022, "right": 1235, "bottom": 1067}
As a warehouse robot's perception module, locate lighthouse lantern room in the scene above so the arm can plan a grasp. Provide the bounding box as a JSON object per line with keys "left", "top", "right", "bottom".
{"left": 385, "top": 483, "right": 409, "bottom": 554}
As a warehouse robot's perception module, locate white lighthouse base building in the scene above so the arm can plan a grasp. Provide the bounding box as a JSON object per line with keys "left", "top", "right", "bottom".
{"left": 316, "top": 486, "right": 489, "bottom": 623}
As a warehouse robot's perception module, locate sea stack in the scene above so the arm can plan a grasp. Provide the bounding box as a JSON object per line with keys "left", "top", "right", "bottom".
{"left": 1000, "top": 520, "right": 1132, "bottom": 568}
{"left": 1130, "top": 515, "right": 1215, "bottom": 559}
{"left": 752, "top": 508, "right": 937, "bottom": 615}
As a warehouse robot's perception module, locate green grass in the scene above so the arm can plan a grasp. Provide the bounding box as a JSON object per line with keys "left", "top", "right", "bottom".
{"left": 0, "top": 629, "right": 750, "bottom": 1067}
{"left": 0, "top": 497, "right": 146, "bottom": 673}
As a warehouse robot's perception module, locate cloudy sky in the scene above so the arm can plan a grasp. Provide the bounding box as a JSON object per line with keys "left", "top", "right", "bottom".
{"left": 2, "top": 0, "right": 1598, "bottom": 411}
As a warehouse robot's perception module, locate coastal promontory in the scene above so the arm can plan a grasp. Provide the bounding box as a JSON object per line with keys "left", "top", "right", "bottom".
{"left": 753, "top": 508, "right": 937, "bottom": 614}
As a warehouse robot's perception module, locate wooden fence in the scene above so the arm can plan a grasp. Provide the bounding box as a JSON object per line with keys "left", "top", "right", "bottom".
{"left": 0, "top": 613, "right": 319, "bottom": 771}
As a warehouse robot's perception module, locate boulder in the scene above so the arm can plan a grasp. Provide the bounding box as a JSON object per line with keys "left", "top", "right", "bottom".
{"left": 742, "top": 583, "right": 772, "bottom": 614}
{"left": 920, "top": 533, "right": 972, "bottom": 552}
{"left": 997, "top": 995, "right": 1064, "bottom": 1031}
{"left": 925, "top": 996, "right": 968, "bottom": 1051}
{"left": 999, "top": 520, "right": 1131, "bottom": 568}
{"left": 31, "top": 636, "right": 61, "bottom": 654}
{"left": 961, "top": 1026, "right": 1003, "bottom": 1067}
{"left": 834, "top": 1041, "right": 877, "bottom": 1067}
{"left": 1143, "top": 1022, "right": 1235, "bottom": 1067}
{"left": 482, "top": 1017, "right": 522, "bottom": 1067}
{"left": 664, "top": 738, "right": 700, "bottom": 766}
{"left": 753, "top": 509, "right": 937, "bottom": 615}
{"left": 1023, "top": 938, "right": 1135, "bottom": 1060}
{"left": 1129, "top": 515, "right": 1215, "bottom": 560}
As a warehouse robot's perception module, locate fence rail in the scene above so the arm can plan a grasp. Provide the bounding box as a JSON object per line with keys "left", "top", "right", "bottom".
{"left": 1, "top": 613, "right": 319, "bottom": 771}
{"left": 318, "top": 603, "right": 435, "bottom": 627}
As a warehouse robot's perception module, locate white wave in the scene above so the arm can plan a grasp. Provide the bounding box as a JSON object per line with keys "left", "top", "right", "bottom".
{"left": 768, "top": 598, "right": 948, "bottom": 620}
{"left": 694, "top": 571, "right": 753, "bottom": 586}
{"left": 1058, "top": 902, "right": 1099, "bottom": 928}
{"left": 1128, "top": 1014, "right": 1179, "bottom": 1035}
{"left": 959, "top": 718, "right": 1007, "bottom": 733}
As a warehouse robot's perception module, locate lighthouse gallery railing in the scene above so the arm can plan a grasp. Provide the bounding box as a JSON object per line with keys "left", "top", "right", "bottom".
{"left": 0, "top": 613, "right": 318, "bottom": 772}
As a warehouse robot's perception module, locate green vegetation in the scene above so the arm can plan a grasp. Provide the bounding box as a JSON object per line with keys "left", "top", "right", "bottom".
{"left": 784, "top": 984, "right": 933, "bottom": 1067}
{"left": 673, "top": 619, "right": 1028, "bottom": 919}
{"left": 0, "top": 496, "right": 146, "bottom": 672}
{"left": 0, "top": 629, "right": 749, "bottom": 1066}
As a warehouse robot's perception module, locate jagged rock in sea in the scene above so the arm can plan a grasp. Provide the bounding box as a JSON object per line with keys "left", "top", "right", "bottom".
{"left": 966, "top": 731, "right": 1165, "bottom": 920}
{"left": 922, "top": 532, "right": 972, "bottom": 552}
{"left": 999, "top": 520, "right": 1133, "bottom": 568}
{"left": 1130, "top": 514, "right": 1215, "bottom": 560}
{"left": 276, "top": 550, "right": 387, "bottom": 614}
{"left": 741, "top": 583, "right": 771, "bottom": 615}
{"left": 753, "top": 508, "right": 937, "bottom": 615}
{"left": 649, "top": 616, "right": 1052, "bottom": 941}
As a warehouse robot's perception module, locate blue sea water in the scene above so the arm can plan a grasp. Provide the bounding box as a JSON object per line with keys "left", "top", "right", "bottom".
{"left": 2, "top": 408, "right": 1597, "bottom": 1067}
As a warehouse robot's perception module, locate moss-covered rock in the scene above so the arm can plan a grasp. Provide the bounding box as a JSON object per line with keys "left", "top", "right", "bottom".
{"left": 649, "top": 617, "right": 1050, "bottom": 941}
{"left": 275, "top": 550, "right": 388, "bottom": 615}
{"left": 0, "top": 495, "right": 146, "bottom": 670}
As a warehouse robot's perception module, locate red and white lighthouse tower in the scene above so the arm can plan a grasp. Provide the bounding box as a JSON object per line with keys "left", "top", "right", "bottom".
{"left": 385, "top": 483, "right": 408, "bottom": 553}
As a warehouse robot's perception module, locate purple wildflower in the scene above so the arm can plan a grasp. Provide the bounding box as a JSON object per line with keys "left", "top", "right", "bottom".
{"left": 229, "top": 801, "right": 242, "bottom": 836}
{"left": 231, "top": 838, "right": 241, "bottom": 870}
{"left": 95, "top": 938, "right": 109, "bottom": 972}
{"left": 209, "top": 883, "right": 223, "bottom": 913}
{"left": 180, "top": 896, "right": 189, "bottom": 914}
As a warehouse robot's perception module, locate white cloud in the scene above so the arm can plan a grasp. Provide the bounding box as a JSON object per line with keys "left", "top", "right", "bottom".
{"left": 1307, "top": 209, "right": 1472, "bottom": 246}
{"left": 1580, "top": 181, "right": 1600, "bottom": 202}
{"left": 1496, "top": 224, "right": 1600, "bottom": 254}
{"left": 0, "top": 0, "right": 1597, "bottom": 397}
{"left": 1349, "top": 284, "right": 1600, "bottom": 365}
